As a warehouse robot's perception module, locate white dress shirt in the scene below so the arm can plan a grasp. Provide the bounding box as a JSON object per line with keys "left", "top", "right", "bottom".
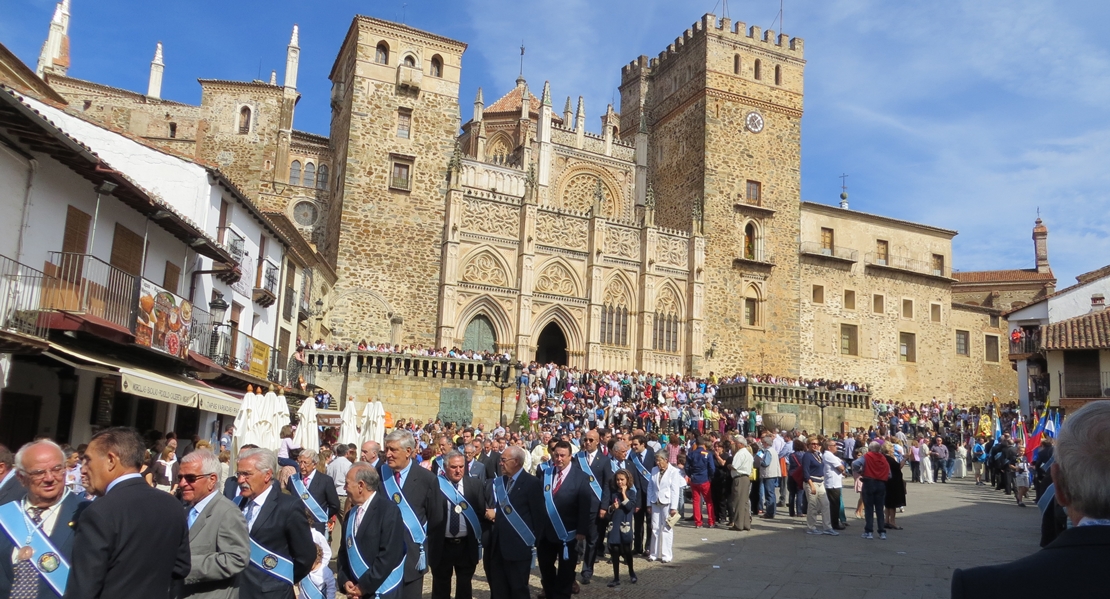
{"left": 244, "top": 484, "right": 273, "bottom": 531}
{"left": 444, "top": 479, "right": 469, "bottom": 538}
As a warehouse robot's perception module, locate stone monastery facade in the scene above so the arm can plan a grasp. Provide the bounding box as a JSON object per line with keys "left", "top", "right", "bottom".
{"left": 31, "top": 5, "right": 1033, "bottom": 403}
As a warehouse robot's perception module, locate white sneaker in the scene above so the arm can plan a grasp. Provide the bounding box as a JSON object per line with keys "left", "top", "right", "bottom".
{"left": 861, "top": 532, "right": 873, "bottom": 539}
{"left": 806, "top": 529, "right": 823, "bottom": 535}
{"left": 879, "top": 532, "right": 887, "bottom": 540}
{"left": 824, "top": 529, "right": 839, "bottom": 536}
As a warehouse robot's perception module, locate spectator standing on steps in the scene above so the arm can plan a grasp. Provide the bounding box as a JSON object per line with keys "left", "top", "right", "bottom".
{"left": 758, "top": 435, "right": 781, "bottom": 519}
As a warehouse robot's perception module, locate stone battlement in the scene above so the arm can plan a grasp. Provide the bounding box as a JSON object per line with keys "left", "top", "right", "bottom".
{"left": 621, "top": 13, "right": 803, "bottom": 83}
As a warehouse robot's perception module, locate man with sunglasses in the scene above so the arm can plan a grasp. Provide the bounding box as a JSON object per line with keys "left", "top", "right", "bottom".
{"left": 179, "top": 449, "right": 249, "bottom": 599}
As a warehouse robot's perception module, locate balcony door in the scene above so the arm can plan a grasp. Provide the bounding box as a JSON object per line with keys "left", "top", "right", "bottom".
{"left": 1064, "top": 350, "right": 1101, "bottom": 398}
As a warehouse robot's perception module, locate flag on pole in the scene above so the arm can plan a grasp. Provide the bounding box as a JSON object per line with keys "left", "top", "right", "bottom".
{"left": 994, "top": 414, "right": 1002, "bottom": 441}
{"left": 1027, "top": 409, "right": 1048, "bottom": 462}
{"left": 1045, "top": 410, "right": 1058, "bottom": 439}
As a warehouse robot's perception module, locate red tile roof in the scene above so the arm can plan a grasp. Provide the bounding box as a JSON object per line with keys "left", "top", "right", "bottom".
{"left": 1043, "top": 309, "right": 1110, "bottom": 350}
{"left": 951, "top": 269, "right": 1055, "bottom": 283}
{"left": 485, "top": 85, "right": 542, "bottom": 115}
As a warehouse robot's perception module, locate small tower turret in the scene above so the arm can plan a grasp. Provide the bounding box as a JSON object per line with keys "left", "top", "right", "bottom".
{"left": 284, "top": 24, "right": 300, "bottom": 89}
{"left": 1033, "top": 217, "right": 1050, "bottom": 274}
{"left": 147, "top": 42, "right": 164, "bottom": 99}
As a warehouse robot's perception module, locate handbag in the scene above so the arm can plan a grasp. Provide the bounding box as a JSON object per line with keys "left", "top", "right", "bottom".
{"left": 666, "top": 511, "right": 681, "bottom": 528}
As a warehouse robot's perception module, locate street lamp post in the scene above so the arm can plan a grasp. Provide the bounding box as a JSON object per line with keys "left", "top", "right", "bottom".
{"left": 486, "top": 359, "right": 519, "bottom": 427}
{"left": 813, "top": 392, "right": 831, "bottom": 436}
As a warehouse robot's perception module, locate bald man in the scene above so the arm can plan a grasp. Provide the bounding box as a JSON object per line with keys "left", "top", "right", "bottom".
{"left": 574, "top": 430, "right": 612, "bottom": 585}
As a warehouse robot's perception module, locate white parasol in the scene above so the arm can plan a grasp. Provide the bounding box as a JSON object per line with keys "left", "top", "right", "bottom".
{"left": 232, "top": 385, "right": 262, "bottom": 455}
{"left": 293, "top": 399, "right": 319, "bottom": 452}
{"left": 365, "top": 400, "right": 386, "bottom": 446}
{"left": 338, "top": 399, "right": 361, "bottom": 446}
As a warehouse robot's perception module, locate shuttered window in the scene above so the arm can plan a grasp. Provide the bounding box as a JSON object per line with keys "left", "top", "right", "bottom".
{"left": 62, "top": 206, "right": 91, "bottom": 255}
{"left": 110, "top": 223, "right": 144, "bottom": 276}
{"left": 163, "top": 261, "right": 180, "bottom": 293}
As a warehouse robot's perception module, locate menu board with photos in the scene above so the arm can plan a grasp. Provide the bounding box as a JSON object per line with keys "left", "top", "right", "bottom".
{"left": 135, "top": 279, "right": 193, "bottom": 359}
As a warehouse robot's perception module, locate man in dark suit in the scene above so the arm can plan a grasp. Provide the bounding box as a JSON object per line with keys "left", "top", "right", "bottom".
{"left": 462, "top": 442, "right": 487, "bottom": 481}
{"left": 628, "top": 435, "right": 656, "bottom": 556}
{"left": 0, "top": 440, "right": 84, "bottom": 598}
{"left": 0, "top": 444, "right": 25, "bottom": 506}
{"left": 483, "top": 445, "right": 543, "bottom": 599}
{"left": 428, "top": 451, "right": 484, "bottom": 599}
{"left": 537, "top": 441, "right": 598, "bottom": 599}
{"left": 952, "top": 401, "right": 1110, "bottom": 597}
{"left": 235, "top": 447, "right": 316, "bottom": 599}
{"left": 429, "top": 436, "right": 454, "bottom": 476}
{"left": 574, "top": 429, "right": 611, "bottom": 585}
{"left": 285, "top": 448, "right": 341, "bottom": 534}
{"left": 65, "top": 427, "right": 190, "bottom": 599}
{"left": 381, "top": 430, "right": 445, "bottom": 599}
{"left": 480, "top": 440, "right": 501, "bottom": 480}
{"left": 338, "top": 463, "right": 406, "bottom": 599}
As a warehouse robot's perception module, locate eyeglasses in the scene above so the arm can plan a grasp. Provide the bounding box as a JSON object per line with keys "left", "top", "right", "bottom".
{"left": 177, "top": 473, "right": 216, "bottom": 484}
{"left": 235, "top": 471, "right": 258, "bottom": 479}
{"left": 23, "top": 465, "right": 66, "bottom": 481}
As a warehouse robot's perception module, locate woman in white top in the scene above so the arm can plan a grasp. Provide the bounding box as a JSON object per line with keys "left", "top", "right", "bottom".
{"left": 647, "top": 452, "right": 685, "bottom": 563}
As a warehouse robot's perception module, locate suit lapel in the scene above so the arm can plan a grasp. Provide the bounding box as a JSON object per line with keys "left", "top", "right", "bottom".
{"left": 252, "top": 491, "right": 280, "bottom": 533}
{"left": 188, "top": 495, "right": 221, "bottom": 541}
{"left": 47, "top": 494, "right": 80, "bottom": 553}
{"left": 355, "top": 492, "right": 378, "bottom": 538}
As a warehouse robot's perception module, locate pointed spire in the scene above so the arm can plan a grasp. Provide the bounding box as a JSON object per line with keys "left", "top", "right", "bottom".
{"left": 290, "top": 24, "right": 299, "bottom": 47}
{"left": 270, "top": 70, "right": 277, "bottom": 85}
{"left": 38, "top": 0, "right": 70, "bottom": 77}
{"left": 448, "top": 139, "right": 463, "bottom": 173}
{"left": 52, "top": 3, "right": 64, "bottom": 24}
{"left": 284, "top": 23, "right": 300, "bottom": 89}
{"left": 475, "top": 87, "right": 484, "bottom": 105}
{"left": 473, "top": 87, "right": 484, "bottom": 122}
{"left": 541, "top": 81, "right": 551, "bottom": 106}
{"left": 147, "top": 42, "right": 164, "bottom": 99}
{"left": 520, "top": 86, "right": 530, "bottom": 120}
{"left": 576, "top": 96, "right": 585, "bottom": 120}
{"left": 564, "top": 96, "right": 572, "bottom": 114}
{"left": 563, "top": 96, "right": 573, "bottom": 127}
{"left": 152, "top": 42, "right": 163, "bottom": 66}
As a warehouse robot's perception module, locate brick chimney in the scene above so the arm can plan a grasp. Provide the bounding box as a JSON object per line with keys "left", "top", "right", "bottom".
{"left": 1092, "top": 294, "right": 1106, "bottom": 313}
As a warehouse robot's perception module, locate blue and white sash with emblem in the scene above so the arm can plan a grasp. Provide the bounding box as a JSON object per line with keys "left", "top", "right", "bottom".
{"left": 346, "top": 503, "right": 406, "bottom": 598}
{"left": 575, "top": 452, "right": 603, "bottom": 500}
{"left": 290, "top": 476, "right": 329, "bottom": 523}
{"left": 0, "top": 498, "right": 70, "bottom": 596}
{"left": 492, "top": 476, "right": 536, "bottom": 547}
{"left": 298, "top": 577, "right": 325, "bottom": 599}
{"left": 542, "top": 468, "right": 576, "bottom": 559}
{"left": 437, "top": 475, "right": 482, "bottom": 559}
{"left": 380, "top": 465, "right": 428, "bottom": 572}
{"left": 248, "top": 538, "right": 294, "bottom": 584}
{"left": 629, "top": 454, "right": 651, "bottom": 480}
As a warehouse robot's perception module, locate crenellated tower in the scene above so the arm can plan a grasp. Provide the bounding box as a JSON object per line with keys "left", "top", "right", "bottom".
{"left": 620, "top": 14, "right": 805, "bottom": 376}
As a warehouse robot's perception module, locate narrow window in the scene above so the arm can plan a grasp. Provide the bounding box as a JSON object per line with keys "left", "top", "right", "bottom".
{"left": 61, "top": 205, "right": 91, "bottom": 255}
{"left": 876, "top": 240, "right": 889, "bottom": 265}
{"left": 820, "top": 227, "right": 834, "bottom": 254}
{"left": 844, "top": 290, "right": 856, "bottom": 310}
{"left": 317, "top": 165, "right": 329, "bottom": 190}
{"left": 754, "top": 59, "right": 762, "bottom": 80}
{"left": 375, "top": 42, "right": 390, "bottom": 64}
{"left": 873, "top": 294, "right": 884, "bottom": 314}
{"left": 985, "top": 335, "right": 1000, "bottom": 362}
{"left": 403, "top": 55, "right": 416, "bottom": 68}
{"left": 774, "top": 65, "right": 781, "bottom": 85}
{"left": 238, "top": 106, "right": 251, "bottom": 134}
{"left": 840, "top": 324, "right": 858, "bottom": 356}
{"left": 733, "top": 54, "right": 740, "bottom": 75}
{"left": 744, "top": 223, "right": 757, "bottom": 260}
{"left": 163, "top": 261, "right": 180, "bottom": 293}
{"left": 397, "top": 109, "right": 412, "bottom": 139}
{"left": 289, "top": 160, "right": 302, "bottom": 185}
{"left": 431, "top": 55, "right": 443, "bottom": 77}
{"left": 932, "top": 253, "right": 945, "bottom": 276}
{"left": 168, "top": 122, "right": 177, "bottom": 138}
{"left": 744, "top": 298, "right": 757, "bottom": 326}
{"left": 902, "top": 299, "right": 914, "bottom": 319}
{"left": 899, "top": 332, "right": 916, "bottom": 363}
{"left": 109, "top": 223, "right": 144, "bottom": 276}
{"left": 812, "top": 285, "right": 824, "bottom": 304}
{"left": 391, "top": 161, "right": 412, "bottom": 190}
{"left": 746, "top": 180, "right": 761, "bottom": 205}
{"left": 956, "top": 330, "right": 969, "bottom": 356}
{"left": 303, "top": 162, "right": 316, "bottom": 188}
{"left": 990, "top": 314, "right": 1000, "bottom": 328}
{"left": 931, "top": 303, "right": 941, "bottom": 322}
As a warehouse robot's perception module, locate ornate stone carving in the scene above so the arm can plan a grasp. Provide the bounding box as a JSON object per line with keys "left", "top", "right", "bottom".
{"left": 603, "top": 279, "right": 630, "bottom": 307}
{"left": 534, "top": 262, "right": 577, "bottom": 296}
{"left": 461, "top": 252, "right": 508, "bottom": 287}
{"left": 657, "top": 236, "right": 688, "bottom": 267}
{"left": 605, "top": 226, "right": 639, "bottom": 260}
{"left": 462, "top": 198, "right": 518, "bottom": 237}
{"left": 536, "top": 213, "right": 587, "bottom": 250}
{"left": 656, "top": 286, "right": 680, "bottom": 315}
{"left": 559, "top": 172, "right": 618, "bottom": 216}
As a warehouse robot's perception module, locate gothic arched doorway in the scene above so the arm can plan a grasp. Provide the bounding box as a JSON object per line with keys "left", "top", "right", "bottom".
{"left": 535, "top": 322, "right": 568, "bottom": 365}
{"left": 462, "top": 315, "right": 497, "bottom": 354}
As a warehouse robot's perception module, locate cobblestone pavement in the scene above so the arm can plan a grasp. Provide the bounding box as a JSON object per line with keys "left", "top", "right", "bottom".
{"left": 344, "top": 474, "right": 1040, "bottom": 599}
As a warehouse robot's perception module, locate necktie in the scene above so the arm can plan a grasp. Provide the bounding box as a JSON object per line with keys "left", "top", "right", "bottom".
{"left": 449, "top": 484, "right": 462, "bottom": 537}
{"left": 395, "top": 471, "right": 402, "bottom": 486}
{"left": 303, "top": 475, "right": 310, "bottom": 486}
{"left": 187, "top": 506, "right": 200, "bottom": 529}
{"left": 552, "top": 469, "right": 565, "bottom": 495}
{"left": 11, "top": 507, "right": 44, "bottom": 599}
{"left": 244, "top": 501, "right": 257, "bottom": 529}
{"left": 355, "top": 505, "right": 365, "bottom": 531}
{"left": 504, "top": 475, "right": 514, "bottom": 494}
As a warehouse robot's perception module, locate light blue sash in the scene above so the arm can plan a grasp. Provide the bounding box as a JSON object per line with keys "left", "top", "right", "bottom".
{"left": 629, "top": 455, "right": 651, "bottom": 480}
{"left": 437, "top": 475, "right": 482, "bottom": 559}
{"left": 542, "top": 468, "right": 576, "bottom": 559}
{"left": 492, "top": 476, "right": 535, "bottom": 546}
{"left": 291, "top": 476, "right": 329, "bottom": 523}
{"left": 575, "top": 453, "right": 603, "bottom": 500}
{"left": 249, "top": 538, "right": 294, "bottom": 584}
{"left": 380, "top": 465, "right": 427, "bottom": 572}
{"left": 299, "top": 577, "right": 325, "bottom": 599}
{"left": 0, "top": 499, "right": 70, "bottom": 596}
{"left": 346, "top": 506, "right": 406, "bottom": 598}
{"left": 1038, "top": 483, "right": 1056, "bottom": 517}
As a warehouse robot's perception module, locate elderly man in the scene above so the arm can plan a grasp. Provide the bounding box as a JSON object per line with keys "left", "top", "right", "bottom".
{"left": 952, "top": 402, "right": 1110, "bottom": 596}
{"left": 338, "top": 464, "right": 405, "bottom": 599}
{"left": 179, "top": 449, "right": 249, "bottom": 599}
{"left": 285, "top": 449, "right": 341, "bottom": 535}
{"left": 0, "top": 444, "right": 23, "bottom": 506}
{"left": 326, "top": 443, "right": 355, "bottom": 514}
{"left": 537, "top": 441, "right": 597, "bottom": 599}
{"left": 0, "top": 440, "right": 84, "bottom": 598}
{"left": 67, "top": 427, "right": 191, "bottom": 598}
{"left": 381, "top": 430, "right": 445, "bottom": 599}
{"left": 484, "top": 446, "right": 543, "bottom": 599}
{"left": 361, "top": 441, "right": 382, "bottom": 470}
{"left": 463, "top": 442, "right": 487, "bottom": 480}
{"left": 728, "top": 435, "right": 753, "bottom": 531}
{"left": 428, "top": 451, "right": 484, "bottom": 599}
{"left": 575, "top": 429, "right": 612, "bottom": 585}
{"left": 236, "top": 448, "right": 316, "bottom": 599}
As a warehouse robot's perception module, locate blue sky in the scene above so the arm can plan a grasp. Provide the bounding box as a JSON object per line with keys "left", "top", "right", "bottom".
{"left": 5, "top": 0, "right": 1109, "bottom": 286}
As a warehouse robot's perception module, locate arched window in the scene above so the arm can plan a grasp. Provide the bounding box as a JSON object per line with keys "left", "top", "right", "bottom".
{"left": 430, "top": 55, "right": 443, "bottom": 77}
{"left": 289, "top": 160, "right": 302, "bottom": 185}
{"left": 733, "top": 54, "right": 740, "bottom": 75}
{"left": 652, "top": 290, "right": 680, "bottom": 353}
{"left": 744, "top": 222, "right": 757, "bottom": 260}
{"left": 238, "top": 106, "right": 251, "bottom": 134}
{"left": 303, "top": 162, "right": 316, "bottom": 188}
{"left": 744, "top": 285, "right": 761, "bottom": 327}
{"left": 600, "top": 285, "right": 630, "bottom": 348}
{"left": 317, "top": 165, "right": 329, "bottom": 190}
{"left": 403, "top": 55, "right": 416, "bottom": 67}
{"left": 375, "top": 42, "right": 389, "bottom": 64}
{"left": 774, "top": 65, "right": 782, "bottom": 85}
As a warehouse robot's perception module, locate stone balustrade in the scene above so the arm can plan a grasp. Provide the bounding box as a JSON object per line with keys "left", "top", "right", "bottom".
{"left": 717, "top": 381, "right": 871, "bottom": 410}
{"left": 305, "top": 350, "right": 516, "bottom": 383}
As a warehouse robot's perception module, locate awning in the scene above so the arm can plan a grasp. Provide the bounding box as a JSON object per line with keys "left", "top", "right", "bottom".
{"left": 44, "top": 343, "right": 240, "bottom": 411}
{"left": 317, "top": 409, "right": 343, "bottom": 427}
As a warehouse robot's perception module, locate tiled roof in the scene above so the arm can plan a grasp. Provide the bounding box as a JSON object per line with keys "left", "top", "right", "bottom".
{"left": 1043, "top": 310, "right": 1110, "bottom": 350}
{"left": 1003, "top": 264, "right": 1110, "bottom": 316}
{"left": 486, "top": 85, "right": 542, "bottom": 115}
{"left": 951, "top": 269, "right": 1055, "bottom": 283}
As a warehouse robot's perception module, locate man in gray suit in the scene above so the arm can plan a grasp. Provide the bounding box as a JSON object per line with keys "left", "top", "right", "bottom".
{"left": 180, "top": 449, "right": 250, "bottom": 599}
{"left": 463, "top": 442, "right": 487, "bottom": 480}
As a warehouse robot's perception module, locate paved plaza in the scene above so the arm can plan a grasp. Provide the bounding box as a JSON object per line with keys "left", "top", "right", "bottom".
{"left": 403, "top": 473, "right": 1041, "bottom": 599}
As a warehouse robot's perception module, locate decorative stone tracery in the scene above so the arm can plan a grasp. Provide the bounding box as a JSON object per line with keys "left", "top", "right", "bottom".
{"left": 461, "top": 198, "right": 518, "bottom": 237}
{"left": 534, "top": 262, "right": 577, "bottom": 296}
{"left": 461, "top": 251, "right": 509, "bottom": 287}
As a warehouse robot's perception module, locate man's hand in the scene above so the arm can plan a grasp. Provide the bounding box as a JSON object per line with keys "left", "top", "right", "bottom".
{"left": 485, "top": 508, "right": 497, "bottom": 522}
{"left": 345, "top": 581, "right": 363, "bottom": 598}
{"left": 599, "top": 509, "right": 608, "bottom": 518}
{"left": 576, "top": 533, "right": 586, "bottom": 542}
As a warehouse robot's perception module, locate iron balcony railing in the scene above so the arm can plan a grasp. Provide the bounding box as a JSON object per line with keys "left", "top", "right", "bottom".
{"left": 864, "top": 253, "right": 951, "bottom": 278}
{"left": 218, "top": 227, "right": 246, "bottom": 263}
{"left": 800, "top": 241, "right": 858, "bottom": 262}
{"left": 206, "top": 327, "right": 280, "bottom": 382}
{"left": 260, "top": 260, "right": 279, "bottom": 295}
{"left": 44, "top": 252, "right": 137, "bottom": 331}
{"left": 1059, "top": 371, "right": 1110, "bottom": 399}
{"left": 0, "top": 254, "right": 49, "bottom": 340}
